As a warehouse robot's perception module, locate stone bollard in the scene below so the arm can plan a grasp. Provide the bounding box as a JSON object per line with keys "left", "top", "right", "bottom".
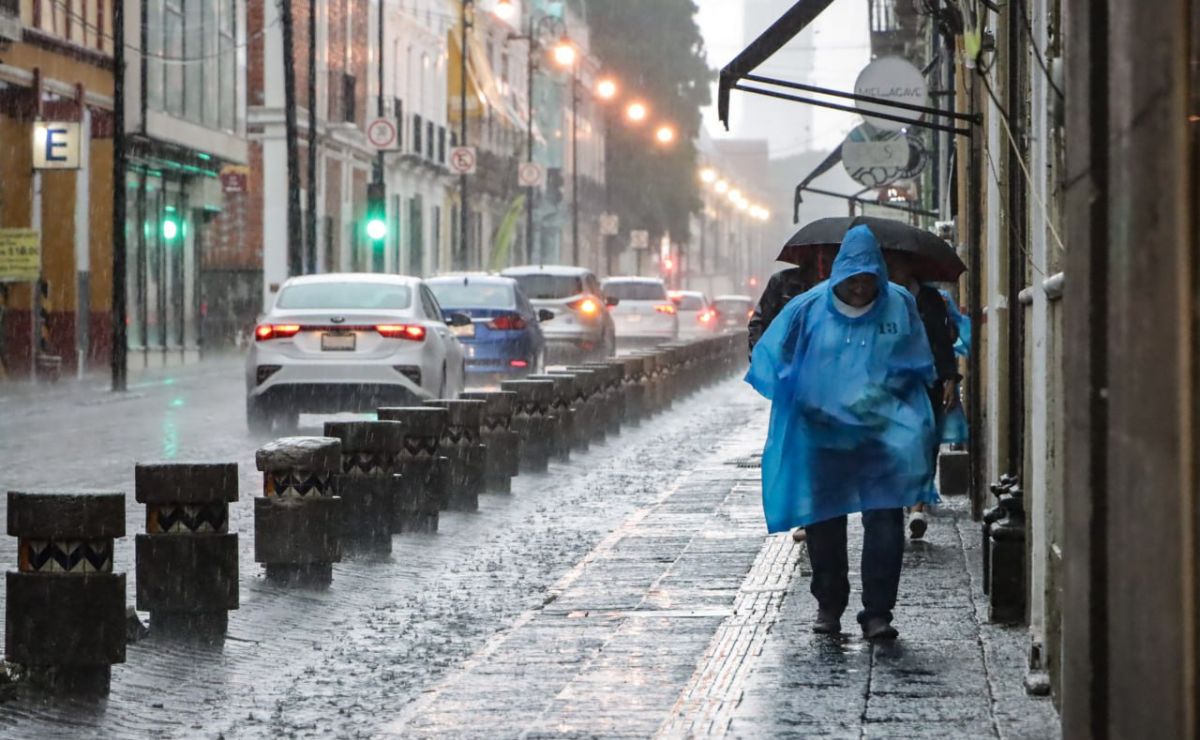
{"left": 254, "top": 437, "right": 342, "bottom": 585}
{"left": 377, "top": 407, "right": 450, "bottom": 533}
{"left": 528, "top": 374, "right": 578, "bottom": 460}
{"left": 461, "top": 391, "right": 521, "bottom": 494}
{"left": 501, "top": 379, "right": 556, "bottom": 473}
{"left": 637, "top": 352, "right": 665, "bottom": 415}
{"left": 564, "top": 366, "right": 607, "bottom": 443}
{"left": 586, "top": 361, "right": 626, "bottom": 435}
{"left": 619, "top": 356, "right": 647, "bottom": 426}
{"left": 423, "top": 400, "right": 488, "bottom": 512}
{"left": 988, "top": 480, "right": 1027, "bottom": 624}
{"left": 7, "top": 491, "right": 126, "bottom": 694}
{"left": 135, "top": 463, "right": 239, "bottom": 639}
{"left": 324, "top": 421, "right": 407, "bottom": 554}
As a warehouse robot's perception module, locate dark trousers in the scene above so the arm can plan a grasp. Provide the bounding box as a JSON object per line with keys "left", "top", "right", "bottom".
{"left": 806, "top": 508, "right": 905, "bottom": 624}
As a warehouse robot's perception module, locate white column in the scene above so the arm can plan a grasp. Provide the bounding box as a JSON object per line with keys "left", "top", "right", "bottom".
{"left": 30, "top": 169, "right": 42, "bottom": 380}
{"left": 261, "top": 0, "right": 288, "bottom": 307}
{"left": 984, "top": 66, "right": 1005, "bottom": 485}
{"left": 75, "top": 108, "right": 92, "bottom": 377}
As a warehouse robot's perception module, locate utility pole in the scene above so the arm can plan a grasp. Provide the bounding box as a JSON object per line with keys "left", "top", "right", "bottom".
{"left": 525, "top": 13, "right": 536, "bottom": 265}
{"left": 306, "top": 0, "right": 318, "bottom": 274}
{"left": 374, "top": 0, "right": 386, "bottom": 271}
{"left": 458, "top": 0, "right": 472, "bottom": 271}
{"left": 280, "top": 0, "right": 302, "bottom": 276}
{"left": 111, "top": 0, "right": 127, "bottom": 392}
{"left": 570, "top": 65, "right": 579, "bottom": 266}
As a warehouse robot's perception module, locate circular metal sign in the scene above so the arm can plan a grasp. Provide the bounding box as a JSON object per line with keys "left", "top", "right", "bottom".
{"left": 853, "top": 57, "right": 929, "bottom": 132}
{"left": 842, "top": 125, "right": 907, "bottom": 188}
{"left": 366, "top": 118, "right": 398, "bottom": 150}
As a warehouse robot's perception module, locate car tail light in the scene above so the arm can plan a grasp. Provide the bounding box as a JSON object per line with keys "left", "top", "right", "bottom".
{"left": 655, "top": 304, "right": 677, "bottom": 314}
{"left": 376, "top": 324, "right": 426, "bottom": 341}
{"left": 509, "top": 359, "right": 529, "bottom": 368}
{"left": 698, "top": 309, "right": 715, "bottom": 323}
{"left": 489, "top": 314, "right": 527, "bottom": 331}
{"left": 254, "top": 324, "right": 301, "bottom": 341}
{"left": 570, "top": 298, "right": 601, "bottom": 316}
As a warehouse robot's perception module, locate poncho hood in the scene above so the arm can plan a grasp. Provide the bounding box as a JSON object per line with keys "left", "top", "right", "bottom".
{"left": 827, "top": 224, "right": 889, "bottom": 318}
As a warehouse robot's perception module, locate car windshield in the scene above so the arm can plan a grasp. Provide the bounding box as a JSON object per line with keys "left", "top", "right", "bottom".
{"left": 604, "top": 281, "right": 667, "bottom": 301}
{"left": 673, "top": 294, "right": 706, "bottom": 310}
{"left": 510, "top": 274, "right": 583, "bottom": 300}
{"left": 714, "top": 299, "right": 753, "bottom": 314}
{"left": 428, "top": 281, "right": 515, "bottom": 310}
{"left": 275, "top": 282, "right": 412, "bottom": 310}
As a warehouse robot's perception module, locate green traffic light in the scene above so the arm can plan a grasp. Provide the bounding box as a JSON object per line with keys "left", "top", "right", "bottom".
{"left": 162, "top": 218, "right": 179, "bottom": 241}
{"left": 366, "top": 218, "right": 387, "bottom": 241}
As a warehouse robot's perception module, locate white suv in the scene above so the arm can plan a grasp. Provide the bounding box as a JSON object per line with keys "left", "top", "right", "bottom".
{"left": 602, "top": 277, "right": 679, "bottom": 347}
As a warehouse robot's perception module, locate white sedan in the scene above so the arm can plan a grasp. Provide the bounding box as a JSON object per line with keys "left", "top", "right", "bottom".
{"left": 245, "top": 273, "right": 467, "bottom": 433}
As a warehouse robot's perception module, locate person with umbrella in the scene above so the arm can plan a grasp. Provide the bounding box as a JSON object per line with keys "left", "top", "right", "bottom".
{"left": 746, "top": 224, "right": 939, "bottom": 640}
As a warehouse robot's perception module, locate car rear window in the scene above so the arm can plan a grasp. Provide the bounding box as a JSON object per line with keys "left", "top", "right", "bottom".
{"left": 714, "top": 299, "right": 753, "bottom": 314}
{"left": 673, "top": 295, "right": 705, "bottom": 310}
{"left": 275, "top": 282, "right": 412, "bottom": 310}
{"left": 428, "top": 282, "right": 515, "bottom": 310}
{"left": 604, "top": 281, "right": 667, "bottom": 301}
{"left": 510, "top": 275, "right": 583, "bottom": 300}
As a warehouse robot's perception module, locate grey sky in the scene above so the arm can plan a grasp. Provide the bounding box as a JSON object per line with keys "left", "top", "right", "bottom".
{"left": 697, "top": 0, "right": 870, "bottom": 158}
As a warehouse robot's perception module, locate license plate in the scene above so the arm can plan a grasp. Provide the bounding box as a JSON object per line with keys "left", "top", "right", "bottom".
{"left": 626, "top": 314, "right": 642, "bottom": 323}
{"left": 451, "top": 323, "right": 476, "bottom": 338}
{"left": 321, "top": 332, "right": 356, "bottom": 351}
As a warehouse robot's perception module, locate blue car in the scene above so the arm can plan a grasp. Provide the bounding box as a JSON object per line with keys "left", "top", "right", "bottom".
{"left": 426, "top": 275, "right": 552, "bottom": 382}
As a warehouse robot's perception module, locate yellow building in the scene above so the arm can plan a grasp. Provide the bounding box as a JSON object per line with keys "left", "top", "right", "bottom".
{"left": 0, "top": 1, "right": 114, "bottom": 378}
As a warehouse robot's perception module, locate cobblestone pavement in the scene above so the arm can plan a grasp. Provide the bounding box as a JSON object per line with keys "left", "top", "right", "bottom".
{"left": 385, "top": 427, "right": 1060, "bottom": 738}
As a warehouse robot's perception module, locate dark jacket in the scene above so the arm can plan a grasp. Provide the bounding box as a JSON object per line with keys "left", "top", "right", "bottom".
{"left": 747, "top": 267, "right": 820, "bottom": 354}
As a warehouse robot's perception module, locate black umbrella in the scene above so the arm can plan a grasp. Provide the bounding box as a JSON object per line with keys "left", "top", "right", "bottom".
{"left": 776, "top": 215, "right": 966, "bottom": 283}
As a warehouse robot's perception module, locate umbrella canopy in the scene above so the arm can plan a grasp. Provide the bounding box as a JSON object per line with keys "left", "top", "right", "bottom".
{"left": 776, "top": 215, "right": 966, "bottom": 283}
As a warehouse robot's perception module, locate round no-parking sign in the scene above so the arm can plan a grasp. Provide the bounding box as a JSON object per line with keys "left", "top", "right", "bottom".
{"left": 450, "top": 147, "right": 477, "bottom": 175}
{"left": 366, "top": 118, "right": 398, "bottom": 150}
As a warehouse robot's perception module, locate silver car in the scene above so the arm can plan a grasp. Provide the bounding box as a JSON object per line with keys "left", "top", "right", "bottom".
{"left": 602, "top": 277, "right": 679, "bottom": 346}
{"left": 669, "top": 290, "right": 719, "bottom": 339}
{"left": 500, "top": 265, "right": 616, "bottom": 362}
{"left": 245, "top": 273, "right": 467, "bottom": 433}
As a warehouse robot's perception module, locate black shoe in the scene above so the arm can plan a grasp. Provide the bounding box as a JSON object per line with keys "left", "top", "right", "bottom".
{"left": 908, "top": 512, "right": 928, "bottom": 540}
{"left": 813, "top": 609, "right": 842, "bottom": 634}
{"left": 862, "top": 617, "right": 899, "bottom": 641}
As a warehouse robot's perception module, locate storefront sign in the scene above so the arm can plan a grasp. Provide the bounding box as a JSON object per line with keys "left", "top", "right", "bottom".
{"left": 853, "top": 57, "right": 929, "bottom": 133}
{"left": 220, "top": 165, "right": 250, "bottom": 194}
{"left": 32, "top": 122, "right": 81, "bottom": 169}
{"left": 0, "top": 229, "right": 40, "bottom": 282}
{"left": 842, "top": 124, "right": 908, "bottom": 189}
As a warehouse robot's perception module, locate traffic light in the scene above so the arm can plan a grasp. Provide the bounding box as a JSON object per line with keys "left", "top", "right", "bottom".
{"left": 366, "top": 182, "right": 387, "bottom": 243}
{"left": 547, "top": 168, "right": 564, "bottom": 204}
{"left": 161, "top": 215, "right": 179, "bottom": 241}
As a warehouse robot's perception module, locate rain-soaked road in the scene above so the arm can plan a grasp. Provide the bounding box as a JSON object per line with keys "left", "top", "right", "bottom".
{"left": 0, "top": 355, "right": 766, "bottom": 738}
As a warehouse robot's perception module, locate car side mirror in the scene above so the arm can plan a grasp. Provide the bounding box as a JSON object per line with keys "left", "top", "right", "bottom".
{"left": 537, "top": 308, "right": 555, "bottom": 323}
{"left": 446, "top": 312, "right": 472, "bottom": 327}
{"left": 605, "top": 296, "right": 620, "bottom": 307}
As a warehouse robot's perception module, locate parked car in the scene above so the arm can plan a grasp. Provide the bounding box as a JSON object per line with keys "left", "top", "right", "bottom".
{"left": 427, "top": 274, "right": 553, "bottom": 383}
{"left": 669, "top": 290, "right": 719, "bottom": 339}
{"left": 500, "top": 265, "right": 616, "bottom": 362}
{"left": 602, "top": 277, "right": 679, "bottom": 346}
{"left": 712, "top": 294, "right": 756, "bottom": 333}
{"left": 245, "top": 273, "right": 467, "bottom": 434}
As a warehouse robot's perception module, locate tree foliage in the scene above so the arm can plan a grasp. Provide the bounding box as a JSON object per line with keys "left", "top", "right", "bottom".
{"left": 576, "top": 0, "right": 712, "bottom": 245}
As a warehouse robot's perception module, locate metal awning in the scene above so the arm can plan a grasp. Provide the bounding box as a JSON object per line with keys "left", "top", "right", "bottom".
{"left": 717, "top": 0, "right": 978, "bottom": 136}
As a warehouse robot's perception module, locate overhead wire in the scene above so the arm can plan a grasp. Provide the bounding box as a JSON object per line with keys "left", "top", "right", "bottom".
{"left": 1014, "top": 0, "right": 1064, "bottom": 100}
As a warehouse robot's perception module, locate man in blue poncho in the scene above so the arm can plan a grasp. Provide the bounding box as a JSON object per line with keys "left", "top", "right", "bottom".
{"left": 745, "top": 225, "right": 938, "bottom": 640}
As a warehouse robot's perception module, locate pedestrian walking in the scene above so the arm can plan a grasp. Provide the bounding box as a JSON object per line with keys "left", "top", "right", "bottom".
{"left": 746, "top": 225, "right": 939, "bottom": 640}
{"left": 883, "top": 252, "right": 960, "bottom": 540}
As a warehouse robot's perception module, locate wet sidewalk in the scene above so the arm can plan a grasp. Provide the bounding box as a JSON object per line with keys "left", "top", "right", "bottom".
{"left": 387, "top": 430, "right": 1060, "bottom": 738}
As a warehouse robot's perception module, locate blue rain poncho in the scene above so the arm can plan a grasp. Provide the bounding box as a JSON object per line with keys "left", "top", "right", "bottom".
{"left": 746, "top": 225, "right": 939, "bottom": 533}
{"left": 936, "top": 289, "right": 970, "bottom": 444}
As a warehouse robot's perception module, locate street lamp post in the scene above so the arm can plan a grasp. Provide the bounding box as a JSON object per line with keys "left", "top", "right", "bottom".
{"left": 571, "top": 61, "right": 580, "bottom": 266}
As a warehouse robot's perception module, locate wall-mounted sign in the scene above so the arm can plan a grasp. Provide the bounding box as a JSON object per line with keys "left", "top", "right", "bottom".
{"left": 599, "top": 213, "right": 620, "bottom": 236}
{"left": 366, "top": 118, "right": 399, "bottom": 150}
{"left": 630, "top": 230, "right": 649, "bottom": 250}
{"left": 0, "top": 229, "right": 40, "bottom": 282}
{"left": 853, "top": 57, "right": 929, "bottom": 133}
{"left": 842, "top": 125, "right": 907, "bottom": 188}
{"left": 219, "top": 164, "right": 251, "bottom": 194}
{"left": 32, "top": 122, "right": 81, "bottom": 169}
{"left": 449, "top": 147, "right": 477, "bottom": 175}
{"left": 518, "top": 162, "right": 544, "bottom": 188}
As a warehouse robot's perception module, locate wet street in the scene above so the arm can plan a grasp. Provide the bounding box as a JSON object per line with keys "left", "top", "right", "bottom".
{"left": 0, "top": 355, "right": 1059, "bottom": 738}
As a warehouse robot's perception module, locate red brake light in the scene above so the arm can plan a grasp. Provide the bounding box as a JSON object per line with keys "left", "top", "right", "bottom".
{"left": 655, "top": 304, "right": 677, "bottom": 315}
{"left": 572, "top": 298, "right": 600, "bottom": 316}
{"left": 376, "top": 324, "right": 426, "bottom": 341}
{"left": 699, "top": 310, "right": 715, "bottom": 323}
{"left": 509, "top": 359, "right": 529, "bottom": 368}
{"left": 255, "top": 324, "right": 301, "bottom": 341}
{"left": 488, "top": 314, "right": 527, "bottom": 331}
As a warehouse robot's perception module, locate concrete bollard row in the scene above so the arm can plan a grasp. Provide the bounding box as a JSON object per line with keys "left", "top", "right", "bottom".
{"left": 377, "top": 407, "right": 450, "bottom": 533}
{"left": 527, "top": 374, "right": 577, "bottom": 461}
{"left": 254, "top": 437, "right": 343, "bottom": 586}
{"left": 563, "top": 366, "right": 606, "bottom": 444}
{"left": 501, "top": 379, "right": 556, "bottom": 473}
{"left": 135, "top": 463, "right": 239, "bottom": 639}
